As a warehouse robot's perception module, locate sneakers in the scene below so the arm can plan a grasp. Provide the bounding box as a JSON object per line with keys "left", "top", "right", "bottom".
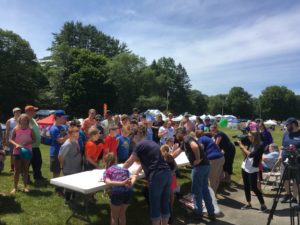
{"left": 258, "top": 205, "right": 267, "bottom": 213}
{"left": 192, "top": 212, "right": 203, "bottom": 220}
{"left": 241, "top": 204, "right": 252, "bottom": 210}
{"left": 208, "top": 214, "right": 216, "bottom": 221}
{"left": 280, "top": 194, "right": 292, "bottom": 203}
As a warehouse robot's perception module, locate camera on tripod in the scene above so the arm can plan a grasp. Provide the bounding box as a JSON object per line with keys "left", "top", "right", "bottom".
{"left": 283, "top": 144, "right": 300, "bottom": 167}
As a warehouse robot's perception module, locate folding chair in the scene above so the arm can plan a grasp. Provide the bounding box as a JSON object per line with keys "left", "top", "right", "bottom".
{"left": 263, "top": 160, "right": 281, "bottom": 191}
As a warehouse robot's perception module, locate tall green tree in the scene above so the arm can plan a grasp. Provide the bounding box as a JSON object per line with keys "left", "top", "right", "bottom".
{"left": 151, "top": 58, "right": 191, "bottom": 113}
{"left": 259, "top": 86, "right": 297, "bottom": 120}
{"left": 52, "top": 21, "right": 128, "bottom": 58}
{"left": 207, "top": 94, "right": 228, "bottom": 115}
{"left": 226, "top": 87, "right": 253, "bottom": 118}
{"left": 0, "top": 29, "right": 45, "bottom": 119}
{"left": 187, "top": 90, "right": 208, "bottom": 115}
{"left": 108, "top": 52, "right": 149, "bottom": 113}
{"left": 64, "top": 48, "right": 113, "bottom": 116}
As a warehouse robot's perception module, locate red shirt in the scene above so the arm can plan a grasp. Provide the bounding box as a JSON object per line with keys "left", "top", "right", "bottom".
{"left": 85, "top": 140, "right": 103, "bottom": 163}
{"left": 104, "top": 135, "right": 118, "bottom": 158}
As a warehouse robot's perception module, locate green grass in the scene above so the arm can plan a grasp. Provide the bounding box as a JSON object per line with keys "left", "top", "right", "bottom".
{"left": 0, "top": 127, "right": 284, "bottom": 225}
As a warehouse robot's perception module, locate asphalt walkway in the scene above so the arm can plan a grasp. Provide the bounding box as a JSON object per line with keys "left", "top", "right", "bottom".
{"left": 174, "top": 181, "right": 292, "bottom": 225}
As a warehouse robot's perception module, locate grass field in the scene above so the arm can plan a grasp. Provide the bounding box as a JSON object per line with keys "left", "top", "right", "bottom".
{"left": 0, "top": 127, "right": 284, "bottom": 225}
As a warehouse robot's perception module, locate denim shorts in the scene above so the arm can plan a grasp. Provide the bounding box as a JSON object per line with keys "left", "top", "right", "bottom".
{"left": 110, "top": 190, "right": 133, "bottom": 206}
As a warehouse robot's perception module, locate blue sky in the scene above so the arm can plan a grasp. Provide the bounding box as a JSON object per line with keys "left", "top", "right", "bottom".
{"left": 1, "top": 0, "right": 300, "bottom": 96}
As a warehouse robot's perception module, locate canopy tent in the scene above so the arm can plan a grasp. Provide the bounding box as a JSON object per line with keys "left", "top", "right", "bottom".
{"left": 144, "top": 109, "right": 167, "bottom": 121}
{"left": 264, "top": 120, "right": 277, "bottom": 126}
{"left": 224, "top": 115, "right": 237, "bottom": 120}
{"left": 37, "top": 114, "right": 55, "bottom": 126}
{"left": 173, "top": 115, "right": 183, "bottom": 122}
{"left": 189, "top": 115, "right": 197, "bottom": 121}
{"left": 36, "top": 109, "right": 55, "bottom": 117}
{"left": 215, "top": 114, "right": 223, "bottom": 118}
{"left": 200, "top": 114, "right": 216, "bottom": 120}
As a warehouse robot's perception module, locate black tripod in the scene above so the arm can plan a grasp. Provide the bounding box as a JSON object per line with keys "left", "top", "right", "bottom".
{"left": 267, "top": 163, "right": 300, "bottom": 225}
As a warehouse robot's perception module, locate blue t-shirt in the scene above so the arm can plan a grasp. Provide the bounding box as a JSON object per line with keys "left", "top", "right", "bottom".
{"left": 116, "top": 135, "right": 130, "bottom": 162}
{"left": 78, "top": 130, "right": 86, "bottom": 155}
{"left": 262, "top": 152, "right": 279, "bottom": 169}
{"left": 146, "top": 128, "right": 153, "bottom": 141}
{"left": 198, "top": 136, "right": 224, "bottom": 160}
{"left": 281, "top": 130, "right": 300, "bottom": 161}
{"left": 50, "top": 124, "right": 68, "bottom": 157}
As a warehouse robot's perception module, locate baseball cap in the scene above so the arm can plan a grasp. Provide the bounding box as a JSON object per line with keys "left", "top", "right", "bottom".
{"left": 54, "top": 109, "right": 68, "bottom": 117}
{"left": 284, "top": 117, "right": 298, "bottom": 126}
{"left": 25, "top": 105, "right": 38, "bottom": 112}
{"left": 12, "top": 107, "right": 21, "bottom": 113}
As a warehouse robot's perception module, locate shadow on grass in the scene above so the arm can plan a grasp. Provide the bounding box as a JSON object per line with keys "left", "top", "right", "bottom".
{"left": 32, "top": 179, "right": 51, "bottom": 189}
{"left": 0, "top": 195, "right": 22, "bottom": 214}
{"left": 0, "top": 220, "right": 7, "bottom": 225}
{"left": 26, "top": 189, "right": 53, "bottom": 197}
{"left": 0, "top": 172, "right": 13, "bottom": 177}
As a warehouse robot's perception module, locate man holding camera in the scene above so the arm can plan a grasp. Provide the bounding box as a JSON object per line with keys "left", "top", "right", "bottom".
{"left": 280, "top": 117, "right": 300, "bottom": 203}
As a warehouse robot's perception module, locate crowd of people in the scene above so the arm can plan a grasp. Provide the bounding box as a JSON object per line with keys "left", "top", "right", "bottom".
{"left": 1, "top": 105, "right": 299, "bottom": 225}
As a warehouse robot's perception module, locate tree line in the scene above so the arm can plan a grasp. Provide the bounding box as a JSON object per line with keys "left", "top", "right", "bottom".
{"left": 1, "top": 21, "right": 299, "bottom": 121}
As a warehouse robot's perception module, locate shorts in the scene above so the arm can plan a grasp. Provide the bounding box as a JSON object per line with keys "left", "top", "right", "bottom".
{"left": 50, "top": 156, "right": 61, "bottom": 174}
{"left": 170, "top": 174, "right": 177, "bottom": 191}
{"left": 110, "top": 190, "right": 133, "bottom": 206}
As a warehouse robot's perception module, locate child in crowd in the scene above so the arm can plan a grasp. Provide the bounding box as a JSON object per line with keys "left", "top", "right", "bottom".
{"left": 160, "top": 144, "right": 177, "bottom": 224}
{"left": 9, "top": 114, "right": 36, "bottom": 194}
{"left": 104, "top": 126, "right": 119, "bottom": 162}
{"left": 116, "top": 125, "right": 131, "bottom": 163}
{"left": 103, "top": 153, "right": 137, "bottom": 225}
{"left": 58, "top": 127, "right": 82, "bottom": 204}
{"left": 84, "top": 127, "right": 104, "bottom": 170}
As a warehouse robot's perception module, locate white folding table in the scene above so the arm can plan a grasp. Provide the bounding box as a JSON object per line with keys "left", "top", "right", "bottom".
{"left": 50, "top": 153, "right": 196, "bottom": 223}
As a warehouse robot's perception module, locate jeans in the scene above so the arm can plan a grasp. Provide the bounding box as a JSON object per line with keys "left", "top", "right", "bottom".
{"left": 31, "top": 147, "right": 43, "bottom": 179}
{"left": 149, "top": 169, "right": 172, "bottom": 221}
{"left": 191, "top": 165, "right": 215, "bottom": 215}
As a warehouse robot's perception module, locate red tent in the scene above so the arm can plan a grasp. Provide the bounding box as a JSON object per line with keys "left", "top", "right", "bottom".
{"left": 37, "top": 114, "right": 55, "bottom": 126}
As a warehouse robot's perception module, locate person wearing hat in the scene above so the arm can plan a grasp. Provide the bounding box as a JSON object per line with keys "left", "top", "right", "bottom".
{"left": 49, "top": 110, "right": 68, "bottom": 181}
{"left": 5, "top": 107, "right": 21, "bottom": 172}
{"left": 25, "top": 105, "right": 45, "bottom": 181}
{"left": 280, "top": 117, "right": 300, "bottom": 203}
{"left": 101, "top": 110, "right": 115, "bottom": 137}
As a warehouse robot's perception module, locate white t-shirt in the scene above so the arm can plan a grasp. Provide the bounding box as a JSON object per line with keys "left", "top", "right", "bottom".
{"left": 241, "top": 146, "right": 259, "bottom": 173}
{"left": 158, "top": 126, "right": 175, "bottom": 145}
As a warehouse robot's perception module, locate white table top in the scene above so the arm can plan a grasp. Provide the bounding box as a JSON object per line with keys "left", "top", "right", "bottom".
{"left": 50, "top": 152, "right": 190, "bottom": 194}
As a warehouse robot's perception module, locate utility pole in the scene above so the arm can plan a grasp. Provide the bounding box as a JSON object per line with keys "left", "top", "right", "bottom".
{"left": 167, "top": 90, "right": 169, "bottom": 112}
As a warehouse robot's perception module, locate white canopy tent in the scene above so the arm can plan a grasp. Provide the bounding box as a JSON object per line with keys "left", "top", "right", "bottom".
{"left": 144, "top": 109, "right": 167, "bottom": 121}
{"left": 173, "top": 115, "right": 184, "bottom": 122}
{"left": 264, "top": 120, "right": 277, "bottom": 126}
{"left": 224, "top": 115, "right": 237, "bottom": 120}
{"left": 215, "top": 114, "right": 223, "bottom": 118}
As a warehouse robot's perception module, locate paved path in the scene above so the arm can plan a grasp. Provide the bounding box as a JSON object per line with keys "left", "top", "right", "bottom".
{"left": 174, "top": 182, "right": 292, "bottom": 225}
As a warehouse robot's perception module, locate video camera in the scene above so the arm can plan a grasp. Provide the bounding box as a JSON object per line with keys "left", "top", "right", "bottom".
{"left": 283, "top": 145, "right": 300, "bottom": 167}
{"left": 232, "top": 128, "right": 251, "bottom": 147}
